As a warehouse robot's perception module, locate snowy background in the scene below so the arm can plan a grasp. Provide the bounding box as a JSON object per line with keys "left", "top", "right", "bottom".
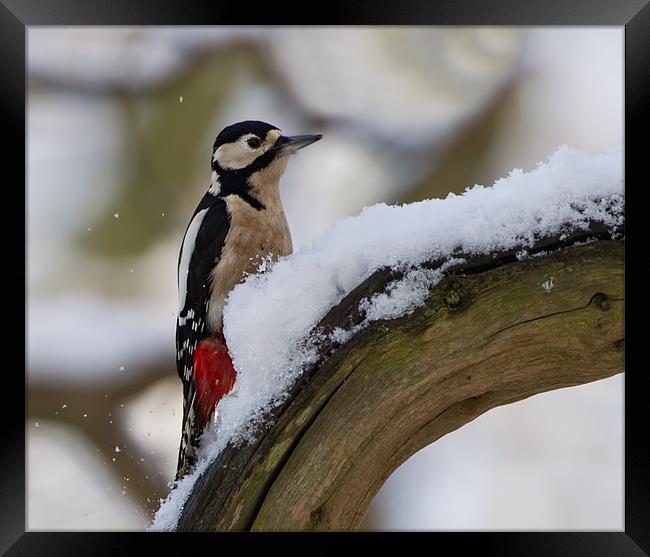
{"left": 27, "top": 27, "right": 623, "bottom": 530}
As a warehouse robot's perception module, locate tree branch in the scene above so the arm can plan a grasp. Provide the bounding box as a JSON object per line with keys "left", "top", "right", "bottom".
{"left": 175, "top": 223, "right": 624, "bottom": 531}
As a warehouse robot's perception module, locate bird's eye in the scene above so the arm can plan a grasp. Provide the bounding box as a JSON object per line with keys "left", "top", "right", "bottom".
{"left": 247, "top": 137, "right": 261, "bottom": 149}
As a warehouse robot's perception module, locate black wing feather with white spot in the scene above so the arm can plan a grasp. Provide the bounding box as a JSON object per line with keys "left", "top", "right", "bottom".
{"left": 175, "top": 194, "right": 230, "bottom": 477}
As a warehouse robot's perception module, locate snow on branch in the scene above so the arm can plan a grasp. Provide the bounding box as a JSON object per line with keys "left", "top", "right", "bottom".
{"left": 151, "top": 144, "right": 624, "bottom": 531}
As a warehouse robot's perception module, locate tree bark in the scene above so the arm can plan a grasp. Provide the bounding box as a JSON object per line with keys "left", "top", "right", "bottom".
{"left": 175, "top": 224, "right": 624, "bottom": 531}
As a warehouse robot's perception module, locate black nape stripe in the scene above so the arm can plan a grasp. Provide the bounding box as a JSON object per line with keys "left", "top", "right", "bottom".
{"left": 237, "top": 191, "right": 266, "bottom": 211}
{"left": 212, "top": 159, "right": 271, "bottom": 212}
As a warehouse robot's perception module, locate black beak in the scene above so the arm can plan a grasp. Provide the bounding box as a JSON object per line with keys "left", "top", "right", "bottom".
{"left": 274, "top": 134, "right": 322, "bottom": 154}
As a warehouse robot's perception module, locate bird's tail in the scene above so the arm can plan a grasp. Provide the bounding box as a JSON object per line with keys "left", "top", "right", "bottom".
{"left": 175, "top": 334, "right": 237, "bottom": 480}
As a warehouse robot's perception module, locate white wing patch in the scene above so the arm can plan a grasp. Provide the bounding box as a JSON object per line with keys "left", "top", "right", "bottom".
{"left": 177, "top": 208, "right": 209, "bottom": 317}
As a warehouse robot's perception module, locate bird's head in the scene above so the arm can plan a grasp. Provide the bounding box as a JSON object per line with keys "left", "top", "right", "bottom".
{"left": 210, "top": 121, "right": 321, "bottom": 194}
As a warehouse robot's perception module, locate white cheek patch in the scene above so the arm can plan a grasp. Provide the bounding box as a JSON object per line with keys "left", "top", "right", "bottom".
{"left": 213, "top": 130, "right": 282, "bottom": 170}
{"left": 214, "top": 142, "right": 259, "bottom": 170}
{"left": 178, "top": 208, "right": 209, "bottom": 315}
{"left": 214, "top": 133, "right": 263, "bottom": 170}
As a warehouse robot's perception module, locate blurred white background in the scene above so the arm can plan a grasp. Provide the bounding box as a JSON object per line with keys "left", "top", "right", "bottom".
{"left": 27, "top": 27, "right": 623, "bottom": 530}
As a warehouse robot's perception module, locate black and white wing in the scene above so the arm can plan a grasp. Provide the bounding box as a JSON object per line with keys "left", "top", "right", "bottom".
{"left": 175, "top": 194, "right": 230, "bottom": 476}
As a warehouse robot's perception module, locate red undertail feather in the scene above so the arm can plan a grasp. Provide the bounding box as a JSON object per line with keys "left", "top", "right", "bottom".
{"left": 192, "top": 333, "right": 237, "bottom": 428}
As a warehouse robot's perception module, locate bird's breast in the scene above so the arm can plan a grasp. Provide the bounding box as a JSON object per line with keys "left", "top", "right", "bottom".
{"left": 206, "top": 193, "right": 292, "bottom": 332}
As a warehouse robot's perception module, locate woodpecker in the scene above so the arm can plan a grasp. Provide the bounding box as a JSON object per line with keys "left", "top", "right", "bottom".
{"left": 175, "top": 120, "right": 321, "bottom": 479}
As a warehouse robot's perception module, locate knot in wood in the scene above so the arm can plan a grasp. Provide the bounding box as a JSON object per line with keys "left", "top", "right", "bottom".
{"left": 593, "top": 292, "right": 611, "bottom": 311}
{"left": 309, "top": 506, "right": 323, "bottom": 527}
{"left": 444, "top": 282, "right": 463, "bottom": 309}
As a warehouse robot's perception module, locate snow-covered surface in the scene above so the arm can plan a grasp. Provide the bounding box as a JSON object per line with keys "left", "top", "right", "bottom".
{"left": 150, "top": 143, "right": 623, "bottom": 530}
{"left": 28, "top": 294, "right": 175, "bottom": 385}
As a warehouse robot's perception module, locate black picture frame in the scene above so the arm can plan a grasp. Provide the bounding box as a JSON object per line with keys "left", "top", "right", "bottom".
{"left": 5, "top": 1, "right": 648, "bottom": 555}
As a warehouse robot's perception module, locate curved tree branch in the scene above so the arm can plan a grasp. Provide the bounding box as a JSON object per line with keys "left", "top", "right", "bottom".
{"left": 175, "top": 223, "right": 624, "bottom": 531}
